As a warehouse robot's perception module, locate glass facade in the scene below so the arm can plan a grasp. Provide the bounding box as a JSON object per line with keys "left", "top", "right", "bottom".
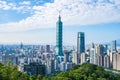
{"left": 56, "top": 15, "right": 63, "bottom": 56}
{"left": 77, "top": 32, "right": 85, "bottom": 54}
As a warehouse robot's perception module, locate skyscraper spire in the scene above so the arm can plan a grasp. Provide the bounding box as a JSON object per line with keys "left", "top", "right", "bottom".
{"left": 59, "top": 15, "right": 61, "bottom": 21}
{"left": 58, "top": 11, "right": 61, "bottom": 21}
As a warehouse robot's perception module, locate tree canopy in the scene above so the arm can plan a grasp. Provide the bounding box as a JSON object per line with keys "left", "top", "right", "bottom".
{"left": 0, "top": 62, "right": 120, "bottom": 80}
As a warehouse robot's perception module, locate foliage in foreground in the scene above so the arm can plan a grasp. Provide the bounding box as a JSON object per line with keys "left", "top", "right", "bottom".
{"left": 54, "top": 63, "right": 120, "bottom": 80}
{"left": 0, "top": 62, "right": 120, "bottom": 80}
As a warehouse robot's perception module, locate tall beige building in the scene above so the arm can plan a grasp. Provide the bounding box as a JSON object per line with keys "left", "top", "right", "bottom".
{"left": 113, "top": 53, "right": 120, "bottom": 70}
{"left": 90, "top": 48, "right": 97, "bottom": 65}
{"left": 72, "top": 51, "right": 78, "bottom": 64}
{"left": 109, "top": 52, "right": 114, "bottom": 68}
{"left": 81, "top": 52, "right": 86, "bottom": 64}
{"left": 96, "top": 44, "right": 104, "bottom": 66}
{"left": 118, "top": 48, "right": 120, "bottom": 53}
{"left": 97, "top": 55, "right": 103, "bottom": 66}
{"left": 104, "top": 55, "right": 110, "bottom": 68}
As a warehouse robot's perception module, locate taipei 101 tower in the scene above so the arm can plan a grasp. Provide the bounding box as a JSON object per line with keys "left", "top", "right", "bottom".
{"left": 56, "top": 14, "right": 63, "bottom": 56}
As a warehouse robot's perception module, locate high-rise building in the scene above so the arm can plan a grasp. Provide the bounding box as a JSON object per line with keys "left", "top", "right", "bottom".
{"left": 97, "top": 55, "right": 104, "bottom": 66}
{"left": 104, "top": 45, "right": 108, "bottom": 55}
{"left": 81, "top": 52, "right": 86, "bottom": 64}
{"left": 77, "top": 32, "right": 85, "bottom": 54}
{"left": 96, "top": 44, "right": 104, "bottom": 66}
{"left": 113, "top": 53, "right": 120, "bottom": 70}
{"left": 104, "top": 55, "right": 110, "bottom": 68}
{"left": 66, "top": 62, "right": 73, "bottom": 71}
{"left": 46, "top": 45, "right": 50, "bottom": 52}
{"left": 109, "top": 52, "right": 114, "bottom": 68}
{"left": 90, "top": 47, "right": 97, "bottom": 65}
{"left": 90, "top": 42, "right": 95, "bottom": 48}
{"left": 40, "top": 45, "right": 45, "bottom": 53}
{"left": 60, "top": 62, "right": 66, "bottom": 71}
{"left": 56, "top": 15, "right": 63, "bottom": 56}
{"left": 60, "top": 62, "right": 73, "bottom": 71}
{"left": 64, "top": 50, "right": 69, "bottom": 63}
{"left": 118, "top": 48, "right": 120, "bottom": 53}
{"left": 96, "top": 44, "right": 104, "bottom": 56}
{"left": 111, "top": 40, "right": 117, "bottom": 53}
{"left": 72, "top": 51, "right": 78, "bottom": 64}
{"left": 46, "top": 58, "right": 55, "bottom": 74}
{"left": 113, "top": 53, "right": 117, "bottom": 69}
{"left": 77, "top": 32, "right": 85, "bottom": 64}
{"left": 54, "top": 58, "right": 59, "bottom": 70}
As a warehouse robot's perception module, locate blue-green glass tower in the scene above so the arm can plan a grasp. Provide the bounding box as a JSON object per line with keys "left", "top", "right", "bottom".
{"left": 56, "top": 15, "right": 63, "bottom": 56}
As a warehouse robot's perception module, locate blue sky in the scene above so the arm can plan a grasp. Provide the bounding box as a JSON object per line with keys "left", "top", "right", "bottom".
{"left": 0, "top": 0, "right": 120, "bottom": 45}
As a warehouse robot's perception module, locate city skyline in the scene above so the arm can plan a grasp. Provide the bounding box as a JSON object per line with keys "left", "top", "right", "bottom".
{"left": 0, "top": 0, "right": 120, "bottom": 45}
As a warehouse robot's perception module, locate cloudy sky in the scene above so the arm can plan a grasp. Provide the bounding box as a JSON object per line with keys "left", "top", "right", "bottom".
{"left": 0, "top": 0, "right": 120, "bottom": 45}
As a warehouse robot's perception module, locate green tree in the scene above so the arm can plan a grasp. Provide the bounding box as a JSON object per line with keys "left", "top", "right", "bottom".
{"left": 2, "top": 61, "right": 12, "bottom": 80}
{"left": 19, "top": 72, "right": 28, "bottom": 80}
{"left": 36, "top": 75, "right": 43, "bottom": 80}
{"left": 10, "top": 65, "right": 20, "bottom": 80}
{"left": 97, "top": 77, "right": 106, "bottom": 80}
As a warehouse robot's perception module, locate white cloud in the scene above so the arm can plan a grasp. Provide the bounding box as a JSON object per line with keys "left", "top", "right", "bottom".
{"left": 19, "top": 1, "right": 31, "bottom": 5}
{"left": 34, "top": 0, "right": 44, "bottom": 4}
{"left": 0, "top": 0, "right": 31, "bottom": 13}
{"left": 0, "top": 1, "right": 11, "bottom": 10}
{"left": 0, "top": 0, "right": 120, "bottom": 32}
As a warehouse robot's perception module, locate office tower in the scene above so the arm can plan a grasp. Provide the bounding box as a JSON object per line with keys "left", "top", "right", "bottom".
{"left": 77, "top": 32, "right": 85, "bottom": 54}
{"left": 46, "top": 45, "right": 50, "bottom": 52}
{"left": 81, "top": 52, "right": 86, "bottom": 64}
{"left": 77, "top": 32, "right": 85, "bottom": 64}
{"left": 113, "top": 53, "right": 120, "bottom": 70}
{"left": 104, "top": 55, "right": 110, "bottom": 68}
{"left": 64, "top": 50, "right": 69, "bottom": 63}
{"left": 56, "top": 15, "right": 63, "bottom": 56}
{"left": 111, "top": 40, "right": 117, "bottom": 53}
